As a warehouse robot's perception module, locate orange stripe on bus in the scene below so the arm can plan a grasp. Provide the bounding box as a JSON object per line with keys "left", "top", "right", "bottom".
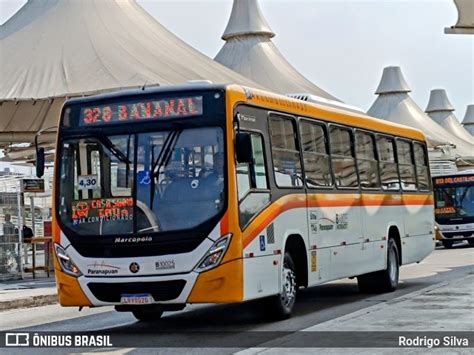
{"left": 242, "top": 193, "right": 433, "bottom": 248}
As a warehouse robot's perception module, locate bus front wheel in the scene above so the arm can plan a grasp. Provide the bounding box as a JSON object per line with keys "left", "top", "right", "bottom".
{"left": 442, "top": 240, "right": 454, "bottom": 249}
{"left": 132, "top": 309, "right": 163, "bottom": 322}
{"left": 358, "top": 238, "right": 399, "bottom": 293}
{"left": 265, "top": 252, "right": 297, "bottom": 320}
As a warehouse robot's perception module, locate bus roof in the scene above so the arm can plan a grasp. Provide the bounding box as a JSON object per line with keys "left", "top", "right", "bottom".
{"left": 62, "top": 83, "right": 427, "bottom": 142}
{"left": 62, "top": 83, "right": 228, "bottom": 106}
{"left": 226, "top": 85, "right": 427, "bottom": 142}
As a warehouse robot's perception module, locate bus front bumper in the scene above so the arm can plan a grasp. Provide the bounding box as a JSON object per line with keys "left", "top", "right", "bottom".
{"left": 55, "top": 258, "right": 243, "bottom": 307}
{"left": 435, "top": 228, "right": 474, "bottom": 242}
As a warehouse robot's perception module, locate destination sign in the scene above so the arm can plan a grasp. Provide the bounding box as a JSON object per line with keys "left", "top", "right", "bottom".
{"left": 71, "top": 197, "right": 134, "bottom": 225}
{"left": 79, "top": 96, "right": 203, "bottom": 126}
{"left": 434, "top": 175, "right": 474, "bottom": 186}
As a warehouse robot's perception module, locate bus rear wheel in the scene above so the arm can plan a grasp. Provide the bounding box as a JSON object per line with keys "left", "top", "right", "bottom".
{"left": 265, "top": 252, "right": 297, "bottom": 320}
{"left": 358, "top": 238, "right": 399, "bottom": 293}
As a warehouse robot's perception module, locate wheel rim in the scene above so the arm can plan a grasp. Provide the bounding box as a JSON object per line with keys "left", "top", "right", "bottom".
{"left": 280, "top": 264, "right": 296, "bottom": 308}
{"left": 388, "top": 247, "right": 398, "bottom": 282}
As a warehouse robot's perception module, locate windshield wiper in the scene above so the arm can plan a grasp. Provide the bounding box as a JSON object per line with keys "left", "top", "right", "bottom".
{"left": 150, "top": 129, "right": 182, "bottom": 209}
{"left": 96, "top": 134, "right": 132, "bottom": 165}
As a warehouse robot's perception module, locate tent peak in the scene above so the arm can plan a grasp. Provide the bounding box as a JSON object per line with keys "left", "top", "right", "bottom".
{"left": 425, "top": 89, "right": 455, "bottom": 113}
{"left": 222, "top": 0, "right": 275, "bottom": 40}
{"left": 463, "top": 105, "right": 474, "bottom": 124}
{"left": 368, "top": 66, "right": 474, "bottom": 159}
{"left": 375, "top": 66, "right": 411, "bottom": 95}
{"left": 216, "top": 0, "right": 339, "bottom": 100}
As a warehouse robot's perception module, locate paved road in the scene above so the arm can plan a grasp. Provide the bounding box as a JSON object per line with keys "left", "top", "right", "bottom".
{"left": 0, "top": 244, "right": 473, "bottom": 353}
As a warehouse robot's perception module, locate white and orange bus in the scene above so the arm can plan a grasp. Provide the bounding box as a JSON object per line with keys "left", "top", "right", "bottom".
{"left": 47, "top": 84, "right": 435, "bottom": 320}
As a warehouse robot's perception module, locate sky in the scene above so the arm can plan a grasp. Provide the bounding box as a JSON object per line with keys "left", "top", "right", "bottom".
{"left": 0, "top": 0, "right": 472, "bottom": 117}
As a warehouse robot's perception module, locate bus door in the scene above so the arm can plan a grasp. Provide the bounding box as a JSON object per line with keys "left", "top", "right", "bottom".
{"left": 355, "top": 131, "right": 383, "bottom": 273}
{"left": 298, "top": 119, "right": 332, "bottom": 282}
{"left": 325, "top": 125, "right": 364, "bottom": 280}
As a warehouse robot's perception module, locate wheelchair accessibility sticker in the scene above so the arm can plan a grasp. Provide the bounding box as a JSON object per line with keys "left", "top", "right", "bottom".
{"left": 259, "top": 235, "right": 266, "bottom": 251}
{"left": 138, "top": 171, "right": 151, "bottom": 185}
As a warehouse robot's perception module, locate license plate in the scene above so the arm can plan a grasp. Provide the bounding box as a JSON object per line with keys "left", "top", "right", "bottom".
{"left": 120, "top": 293, "right": 154, "bottom": 305}
{"left": 452, "top": 235, "right": 464, "bottom": 239}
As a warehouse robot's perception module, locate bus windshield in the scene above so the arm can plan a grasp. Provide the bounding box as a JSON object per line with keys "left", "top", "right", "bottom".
{"left": 58, "top": 127, "right": 225, "bottom": 236}
{"left": 434, "top": 183, "right": 474, "bottom": 221}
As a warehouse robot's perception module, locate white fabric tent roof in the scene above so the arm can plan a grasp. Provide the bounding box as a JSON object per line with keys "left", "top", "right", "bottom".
{"left": 0, "top": 0, "right": 262, "bottom": 145}
{"left": 425, "top": 89, "right": 474, "bottom": 144}
{"left": 215, "top": 0, "right": 339, "bottom": 101}
{"left": 367, "top": 67, "right": 474, "bottom": 159}
{"left": 462, "top": 105, "right": 474, "bottom": 135}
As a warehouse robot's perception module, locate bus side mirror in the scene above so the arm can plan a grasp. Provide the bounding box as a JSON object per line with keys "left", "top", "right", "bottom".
{"left": 36, "top": 147, "right": 45, "bottom": 178}
{"left": 235, "top": 133, "right": 252, "bottom": 164}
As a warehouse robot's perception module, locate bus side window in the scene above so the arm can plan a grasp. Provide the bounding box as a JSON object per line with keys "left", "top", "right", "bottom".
{"left": 414, "top": 142, "right": 430, "bottom": 191}
{"left": 237, "top": 133, "right": 270, "bottom": 228}
{"left": 355, "top": 131, "right": 380, "bottom": 189}
{"left": 268, "top": 115, "right": 303, "bottom": 188}
{"left": 396, "top": 139, "right": 417, "bottom": 191}
{"left": 377, "top": 136, "right": 400, "bottom": 191}
{"left": 329, "top": 126, "right": 358, "bottom": 188}
{"left": 299, "top": 119, "right": 332, "bottom": 188}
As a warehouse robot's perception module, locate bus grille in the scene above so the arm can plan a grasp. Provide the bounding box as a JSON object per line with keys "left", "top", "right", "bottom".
{"left": 87, "top": 280, "right": 186, "bottom": 303}
{"left": 74, "top": 238, "right": 203, "bottom": 258}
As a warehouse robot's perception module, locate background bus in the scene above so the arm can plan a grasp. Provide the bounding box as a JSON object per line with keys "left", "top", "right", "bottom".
{"left": 48, "top": 84, "right": 435, "bottom": 321}
{"left": 433, "top": 171, "right": 474, "bottom": 248}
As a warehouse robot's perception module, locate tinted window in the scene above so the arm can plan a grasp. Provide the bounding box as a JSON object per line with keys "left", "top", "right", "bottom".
{"left": 59, "top": 135, "right": 135, "bottom": 235}
{"left": 269, "top": 116, "right": 303, "bottom": 188}
{"left": 136, "top": 128, "right": 225, "bottom": 232}
{"left": 330, "top": 126, "right": 358, "bottom": 188}
{"left": 414, "top": 142, "right": 430, "bottom": 191}
{"left": 237, "top": 133, "right": 270, "bottom": 228}
{"left": 397, "top": 140, "right": 417, "bottom": 191}
{"left": 377, "top": 136, "right": 399, "bottom": 190}
{"left": 355, "top": 131, "right": 380, "bottom": 189}
{"left": 237, "top": 134, "right": 268, "bottom": 200}
{"left": 299, "top": 120, "right": 332, "bottom": 187}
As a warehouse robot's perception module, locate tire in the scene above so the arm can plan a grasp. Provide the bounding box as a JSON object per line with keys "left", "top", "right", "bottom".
{"left": 358, "top": 238, "right": 399, "bottom": 293}
{"left": 442, "top": 240, "right": 454, "bottom": 249}
{"left": 265, "top": 252, "right": 297, "bottom": 320}
{"left": 132, "top": 309, "right": 163, "bottom": 322}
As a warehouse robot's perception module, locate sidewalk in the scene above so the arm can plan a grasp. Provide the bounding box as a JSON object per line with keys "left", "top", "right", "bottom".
{"left": 236, "top": 274, "right": 474, "bottom": 353}
{"left": 305, "top": 274, "right": 474, "bottom": 332}
{"left": 0, "top": 275, "right": 57, "bottom": 311}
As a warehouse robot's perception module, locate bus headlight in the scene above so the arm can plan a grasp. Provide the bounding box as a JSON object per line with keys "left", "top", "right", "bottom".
{"left": 54, "top": 244, "right": 82, "bottom": 277}
{"left": 196, "top": 234, "right": 232, "bottom": 272}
